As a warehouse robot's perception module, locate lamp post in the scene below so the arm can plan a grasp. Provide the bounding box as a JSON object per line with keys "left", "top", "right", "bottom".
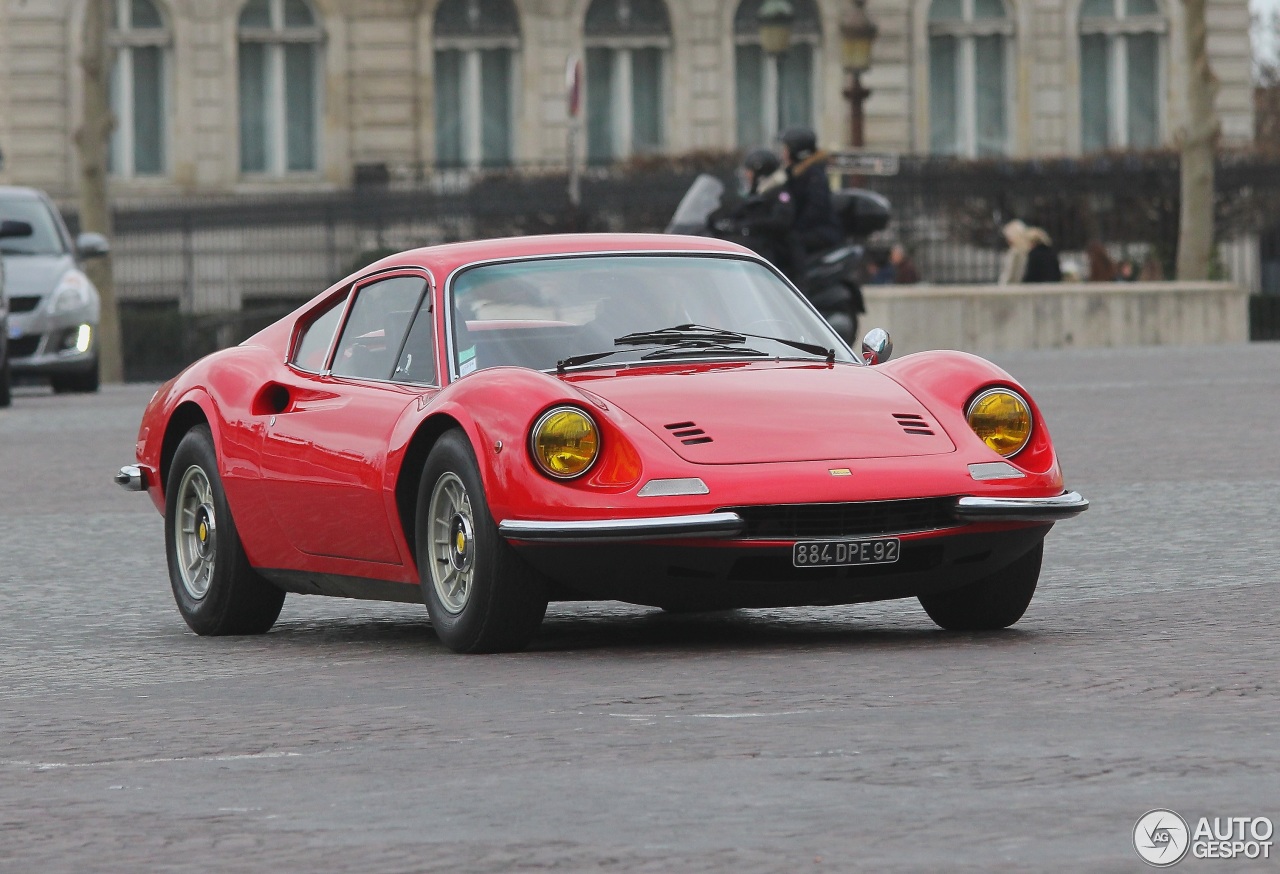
{"left": 757, "top": 0, "right": 795, "bottom": 56}
{"left": 840, "top": 0, "right": 878, "bottom": 148}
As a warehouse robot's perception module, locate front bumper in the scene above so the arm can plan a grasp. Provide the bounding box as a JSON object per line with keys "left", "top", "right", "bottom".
{"left": 499, "top": 491, "right": 1088, "bottom": 543}
{"left": 8, "top": 308, "right": 98, "bottom": 375}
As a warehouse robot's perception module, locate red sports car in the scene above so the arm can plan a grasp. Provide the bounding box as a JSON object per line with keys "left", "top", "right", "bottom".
{"left": 117, "top": 234, "right": 1086, "bottom": 653}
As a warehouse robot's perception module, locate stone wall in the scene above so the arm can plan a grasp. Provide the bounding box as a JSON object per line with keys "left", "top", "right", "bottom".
{"left": 862, "top": 281, "right": 1250, "bottom": 356}
{"left": 0, "top": 0, "right": 1257, "bottom": 198}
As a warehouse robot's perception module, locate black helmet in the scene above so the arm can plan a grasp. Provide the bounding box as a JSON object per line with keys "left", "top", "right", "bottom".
{"left": 742, "top": 148, "right": 780, "bottom": 178}
{"left": 778, "top": 126, "right": 817, "bottom": 161}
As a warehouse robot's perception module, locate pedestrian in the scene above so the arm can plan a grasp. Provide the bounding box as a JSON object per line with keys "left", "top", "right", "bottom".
{"left": 1138, "top": 253, "right": 1165, "bottom": 281}
{"left": 998, "top": 220, "right": 1031, "bottom": 285}
{"left": 1022, "top": 227, "right": 1062, "bottom": 283}
{"left": 889, "top": 244, "right": 920, "bottom": 284}
{"left": 1086, "top": 240, "right": 1118, "bottom": 281}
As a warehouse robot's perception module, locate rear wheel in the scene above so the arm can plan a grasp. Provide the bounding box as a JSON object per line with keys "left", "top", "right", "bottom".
{"left": 51, "top": 359, "right": 100, "bottom": 394}
{"left": 919, "top": 542, "right": 1043, "bottom": 631}
{"left": 417, "top": 430, "right": 547, "bottom": 653}
{"left": 165, "top": 426, "right": 285, "bottom": 635}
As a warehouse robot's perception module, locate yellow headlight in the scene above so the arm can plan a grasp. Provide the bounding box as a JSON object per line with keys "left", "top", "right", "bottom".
{"left": 531, "top": 407, "right": 600, "bottom": 479}
{"left": 966, "top": 388, "right": 1033, "bottom": 457}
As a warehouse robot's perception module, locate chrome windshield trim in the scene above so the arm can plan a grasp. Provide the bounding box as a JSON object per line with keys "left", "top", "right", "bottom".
{"left": 114, "top": 464, "right": 145, "bottom": 492}
{"left": 954, "top": 491, "right": 1088, "bottom": 522}
{"left": 499, "top": 511, "right": 744, "bottom": 543}
{"left": 442, "top": 249, "right": 855, "bottom": 382}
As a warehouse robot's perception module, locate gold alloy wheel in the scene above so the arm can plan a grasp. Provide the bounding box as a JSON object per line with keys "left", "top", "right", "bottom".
{"left": 174, "top": 464, "right": 217, "bottom": 600}
{"left": 428, "top": 471, "right": 476, "bottom": 615}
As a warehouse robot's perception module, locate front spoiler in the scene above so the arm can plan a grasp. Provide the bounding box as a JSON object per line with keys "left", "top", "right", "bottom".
{"left": 500, "top": 491, "right": 1088, "bottom": 543}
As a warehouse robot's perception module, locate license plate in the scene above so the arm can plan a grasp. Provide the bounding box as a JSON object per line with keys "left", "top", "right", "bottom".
{"left": 792, "top": 537, "right": 900, "bottom": 568}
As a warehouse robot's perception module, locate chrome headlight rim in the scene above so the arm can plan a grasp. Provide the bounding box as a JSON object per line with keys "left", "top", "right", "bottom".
{"left": 529, "top": 405, "right": 602, "bottom": 481}
{"left": 964, "top": 387, "right": 1034, "bottom": 459}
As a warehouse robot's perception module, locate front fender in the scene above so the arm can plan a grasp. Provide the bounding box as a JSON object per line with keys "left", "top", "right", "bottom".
{"left": 389, "top": 367, "right": 646, "bottom": 533}
{"left": 878, "top": 350, "right": 1062, "bottom": 481}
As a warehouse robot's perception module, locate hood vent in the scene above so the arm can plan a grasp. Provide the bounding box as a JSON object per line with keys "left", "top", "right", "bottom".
{"left": 665, "top": 421, "right": 713, "bottom": 446}
{"left": 893, "top": 413, "right": 935, "bottom": 436}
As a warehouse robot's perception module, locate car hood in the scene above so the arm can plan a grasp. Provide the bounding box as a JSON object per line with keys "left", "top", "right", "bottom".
{"left": 0, "top": 253, "right": 75, "bottom": 297}
{"left": 571, "top": 361, "right": 956, "bottom": 464}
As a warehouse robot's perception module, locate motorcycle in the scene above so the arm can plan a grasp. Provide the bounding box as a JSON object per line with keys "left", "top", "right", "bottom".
{"left": 665, "top": 174, "right": 890, "bottom": 343}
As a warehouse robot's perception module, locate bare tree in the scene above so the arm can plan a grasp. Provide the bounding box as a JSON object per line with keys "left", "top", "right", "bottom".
{"left": 75, "top": 0, "right": 124, "bottom": 383}
{"left": 1176, "top": 0, "right": 1220, "bottom": 281}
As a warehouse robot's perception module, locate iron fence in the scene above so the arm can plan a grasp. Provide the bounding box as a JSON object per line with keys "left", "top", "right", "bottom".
{"left": 63, "top": 150, "right": 1280, "bottom": 378}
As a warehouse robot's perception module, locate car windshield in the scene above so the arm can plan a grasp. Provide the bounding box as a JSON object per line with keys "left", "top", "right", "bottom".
{"left": 0, "top": 197, "right": 67, "bottom": 256}
{"left": 448, "top": 254, "right": 854, "bottom": 376}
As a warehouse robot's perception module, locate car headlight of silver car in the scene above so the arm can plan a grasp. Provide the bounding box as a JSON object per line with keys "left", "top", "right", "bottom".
{"left": 49, "top": 270, "right": 92, "bottom": 314}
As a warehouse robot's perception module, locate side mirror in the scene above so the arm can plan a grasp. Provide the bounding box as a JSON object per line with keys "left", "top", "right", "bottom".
{"left": 861, "top": 327, "right": 893, "bottom": 365}
{"left": 0, "top": 220, "right": 33, "bottom": 240}
{"left": 76, "top": 231, "right": 110, "bottom": 259}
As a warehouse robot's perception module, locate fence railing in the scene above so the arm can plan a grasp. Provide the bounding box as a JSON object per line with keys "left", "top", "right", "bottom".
{"left": 65, "top": 151, "right": 1280, "bottom": 378}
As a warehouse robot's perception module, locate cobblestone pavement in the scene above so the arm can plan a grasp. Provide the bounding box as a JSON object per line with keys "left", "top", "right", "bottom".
{"left": 1, "top": 344, "right": 1278, "bottom": 873}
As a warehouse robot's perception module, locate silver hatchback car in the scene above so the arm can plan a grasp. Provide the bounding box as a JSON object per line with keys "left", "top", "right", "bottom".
{"left": 0, "top": 186, "right": 108, "bottom": 402}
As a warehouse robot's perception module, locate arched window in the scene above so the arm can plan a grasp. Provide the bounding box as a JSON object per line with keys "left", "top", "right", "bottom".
{"left": 927, "top": 0, "right": 1012, "bottom": 157}
{"left": 237, "top": 0, "right": 323, "bottom": 174}
{"left": 109, "top": 0, "right": 169, "bottom": 177}
{"left": 1080, "top": 0, "right": 1165, "bottom": 152}
{"left": 584, "top": 0, "right": 671, "bottom": 164}
{"left": 733, "top": 0, "right": 820, "bottom": 148}
{"left": 434, "top": 0, "right": 520, "bottom": 168}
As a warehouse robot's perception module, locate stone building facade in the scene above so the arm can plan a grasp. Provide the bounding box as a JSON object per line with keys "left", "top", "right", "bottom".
{"left": 0, "top": 0, "right": 1256, "bottom": 199}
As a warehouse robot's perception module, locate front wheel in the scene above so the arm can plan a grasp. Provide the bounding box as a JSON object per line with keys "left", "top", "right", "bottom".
{"left": 417, "top": 430, "right": 547, "bottom": 653}
{"left": 165, "top": 426, "right": 285, "bottom": 635}
{"left": 918, "top": 542, "right": 1043, "bottom": 631}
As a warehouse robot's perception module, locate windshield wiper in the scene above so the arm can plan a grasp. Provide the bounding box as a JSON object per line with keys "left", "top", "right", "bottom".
{"left": 555, "top": 323, "right": 835, "bottom": 374}
{"left": 614, "top": 325, "right": 748, "bottom": 346}
{"left": 619, "top": 323, "right": 835, "bottom": 363}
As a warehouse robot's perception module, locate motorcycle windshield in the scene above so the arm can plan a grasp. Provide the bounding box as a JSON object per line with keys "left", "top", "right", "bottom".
{"left": 664, "top": 174, "right": 725, "bottom": 235}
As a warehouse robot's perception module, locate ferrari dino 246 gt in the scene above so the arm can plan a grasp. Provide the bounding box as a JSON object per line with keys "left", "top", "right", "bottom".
{"left": 118, "top": 234, "right": 1087, "bottom": 653}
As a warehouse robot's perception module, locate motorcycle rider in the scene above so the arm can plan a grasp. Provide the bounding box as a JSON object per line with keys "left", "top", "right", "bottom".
{"left": 706, "top": 148, "right": 795, "bottom": 273}
{"left": 778, "top": 126, "right": 842, "bottom": 274}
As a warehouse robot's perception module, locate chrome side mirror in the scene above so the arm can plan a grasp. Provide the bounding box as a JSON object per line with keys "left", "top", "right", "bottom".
{"left": 861, "top": 328, "right": 893, "bottom": 365}
{"left": 76, "top": 232, "right": 110, "bottom": 259}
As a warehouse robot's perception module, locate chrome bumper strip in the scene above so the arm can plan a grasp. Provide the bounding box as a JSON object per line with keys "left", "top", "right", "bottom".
{"left": 499, "top": 511, "right": 744, "bottom": 543}
{"left": 954, "top": 491, "right": 1088, "bottom": 522}
{"left": 114, "top": 464, "right": 145, "bottom": 492}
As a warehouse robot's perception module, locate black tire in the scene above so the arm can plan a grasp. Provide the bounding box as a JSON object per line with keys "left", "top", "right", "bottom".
{"left": 416, "top": 430, "right": 547, "bottom": 653}
{"left": 918, "top": 542, "right": 1043, "bottom": 631}
{"left": 51, "top": 359, "right": 100, "bottom": 394}
{"left": 164, "top": 426, "right": 285, "bottom": 635}
{"left": 0, "top": 354, "right": 11, "bottom": 408}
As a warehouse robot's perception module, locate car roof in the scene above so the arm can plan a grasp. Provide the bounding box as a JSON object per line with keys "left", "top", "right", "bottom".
{"left": 0, "top": 186, "right": 47, "bottom": 201}
{"left": 358, "top": 233, "right": 757, "bottom": 283}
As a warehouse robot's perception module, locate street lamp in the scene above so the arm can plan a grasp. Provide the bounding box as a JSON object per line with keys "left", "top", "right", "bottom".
{"left": 757, "top": 0, "right": 796, "bottom": 56}
{"left": 840, "top": 0, "right": 878, "bottom": 148}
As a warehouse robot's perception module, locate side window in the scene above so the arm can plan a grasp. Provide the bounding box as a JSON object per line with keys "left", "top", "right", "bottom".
{"left": 331, "top": 275, "right": 427, "bottom": 381}
{"left": 392, "top": 294, "right": 438, "bottom": 385}
{"left": 291, "top": 296, "right": 346, "bottom": 373}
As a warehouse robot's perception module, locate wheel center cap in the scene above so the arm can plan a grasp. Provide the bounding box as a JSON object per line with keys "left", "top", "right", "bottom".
{"left": 448, "top": 514, "right": 474, "bottom": 572}
{"left": 194, "top": 506, "right": 215, "bottom": 557}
